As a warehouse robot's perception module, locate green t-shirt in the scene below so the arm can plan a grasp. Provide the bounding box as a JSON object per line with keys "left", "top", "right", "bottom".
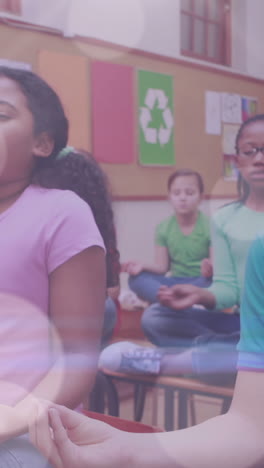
{"left": 208, "top": 203, "right": 264, "bottom": 310}
{"left": 155, "top": 211, "right": 210, "bottom": 277}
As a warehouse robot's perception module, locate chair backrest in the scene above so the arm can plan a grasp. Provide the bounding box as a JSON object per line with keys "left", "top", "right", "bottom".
{"left": 83, "top": 410, "right": 164, "bottom": 433}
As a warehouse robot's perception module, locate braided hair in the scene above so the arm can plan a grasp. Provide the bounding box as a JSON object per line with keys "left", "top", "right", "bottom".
{"left": 32, "top": 151, "right": 120, "bottom": 288}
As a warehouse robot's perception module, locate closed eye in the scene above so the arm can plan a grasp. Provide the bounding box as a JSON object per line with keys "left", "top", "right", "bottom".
{"left": 243, "top": 150, "right": 255, "bottom": 156}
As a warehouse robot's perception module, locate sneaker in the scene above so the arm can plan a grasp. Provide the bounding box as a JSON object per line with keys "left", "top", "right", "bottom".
{"left": 99, "top": 341, "right": 163, "bottom": 375}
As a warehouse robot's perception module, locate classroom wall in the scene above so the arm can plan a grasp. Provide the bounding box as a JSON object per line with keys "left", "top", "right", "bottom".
{"left": 69, "top": 0, "right": 180, "bottom": 59}
{"left": 69, "top": 0, "right": 250, "bottom": 75}
{"left": 231, "top": 0, "right": 247, "bottom": 74}
{"left": 21, "top": 0, "right": 71, "bottom": 32}
{"left": 20, "top": 0, "right": 264, "bottom": 78}
{"left": 16, "top": 1, "right": 264, "bottom": 290}
{"left": 246, "top": 0, "right": 264, "bottom": 78}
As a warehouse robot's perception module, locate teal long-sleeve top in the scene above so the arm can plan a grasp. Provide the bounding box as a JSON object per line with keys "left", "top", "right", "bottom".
{"left": 237, "top": 235, "right": 264, "bottom": 369}
{"left": 208, "top": 202, "right": 264, "bottom": 310}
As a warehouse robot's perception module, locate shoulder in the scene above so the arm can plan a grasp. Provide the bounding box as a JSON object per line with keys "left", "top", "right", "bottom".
{"left": 157, "top": 215, "right": 176, "bottom": 231}
{"left": 29, "top": 185, "right": 93, "bottom": 219}
{"left": 29, "top": 187, "right": 105, "bottom": 273}
{"left": 211, "top": 202, "right": 242, "bottom": 228}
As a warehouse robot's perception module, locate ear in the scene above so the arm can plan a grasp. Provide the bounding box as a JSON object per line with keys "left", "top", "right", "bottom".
{"left": 32, "top": 132, "right": 55, "bottom": 158}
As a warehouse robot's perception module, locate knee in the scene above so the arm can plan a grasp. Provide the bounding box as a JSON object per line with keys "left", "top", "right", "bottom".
{"left": 128, "top": 272, "right": 144, "bottom": 291}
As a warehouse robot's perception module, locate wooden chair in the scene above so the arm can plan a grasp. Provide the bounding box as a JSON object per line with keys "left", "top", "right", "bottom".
{"left": 101, "top": 369, "right": 235, "bottom": 431}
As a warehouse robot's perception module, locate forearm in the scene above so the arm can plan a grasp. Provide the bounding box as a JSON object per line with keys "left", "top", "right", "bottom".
{"left": 128, "top": 412, "right": 264, "bottom": 468}
{"left": 20, "top": 351, "right": 97, "bottom": 409}
{"left": 207, "top": 282, "right": 239, "bottom": 309}
{"left": 2, "top": 351, "right": 98, "bottom": 442}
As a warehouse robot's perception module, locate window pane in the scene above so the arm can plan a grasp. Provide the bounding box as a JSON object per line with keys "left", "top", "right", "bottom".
{"left": 193, "top": 19, "right": 206, "bottom": 55}
{"left": 193, "top": 0, "right": 206, "bottom": 17}
{"left": 208, "top": 23, "right": 220, "bottom": 59}
{"left": 181, "top": 0, "right": 192, "bottom": 12}
{"left": 181, "top": 13, "right": 192, "bottom": 50}
{"left": 208, "top": 0, "right": 222, "bottom": 21}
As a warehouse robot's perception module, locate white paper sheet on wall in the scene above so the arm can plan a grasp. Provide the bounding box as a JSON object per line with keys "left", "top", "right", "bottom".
{"left": 221, "top": 93, "right": 242, "bottom": 124}
{"left": 222, "top": 123, "right": 240, "bottom": 155}
{"left": 205, "top": 91, "right": 221, "bottom": 135}
{"left": 222, "top": 123, "right": 240, "bottom": 181}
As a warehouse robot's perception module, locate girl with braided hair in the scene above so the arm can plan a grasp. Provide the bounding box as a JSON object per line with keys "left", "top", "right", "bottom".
{"left": 0, "top": 66, "right": 118, "bottom": 467}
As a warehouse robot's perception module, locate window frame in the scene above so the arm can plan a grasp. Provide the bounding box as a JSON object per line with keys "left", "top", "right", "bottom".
{"left": 180, "top": 0, "right": 231, "bottom": 66}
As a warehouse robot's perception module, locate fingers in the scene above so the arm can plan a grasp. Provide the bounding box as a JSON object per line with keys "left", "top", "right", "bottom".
{"left": 48, "top": 408, "right": 70, "bottom": 447}
{"left": 121, "top": 261, "right": 139, "bottom": 274}
{"left": 201, "top": 259, "right": 213, "bottom": 275}
{"left": 52, "top": 404, "right": 89, "bottom": 430}
{"left": 120, "top": 262, "right": 130, "bottom": 273}
{"left": 158, "top": 285, "right": 169, "bottom": 293}
{"left": 157, "top": 286, "right": 171, "bottom": 304}
{"left": 29, "top": 403, "right": 63, "bottom": 468}
{"left": 201, "top": 261, "right": 213, "bottom": 278}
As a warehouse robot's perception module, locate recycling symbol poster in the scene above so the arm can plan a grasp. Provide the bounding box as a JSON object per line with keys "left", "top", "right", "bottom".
{"left": 138, "top": 69, "right": 175, "bottom": 166}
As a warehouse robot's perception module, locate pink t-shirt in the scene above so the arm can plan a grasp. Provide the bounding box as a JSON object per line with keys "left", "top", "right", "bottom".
{"left": 0, "top": 185, "right": 105, "bottom": 404}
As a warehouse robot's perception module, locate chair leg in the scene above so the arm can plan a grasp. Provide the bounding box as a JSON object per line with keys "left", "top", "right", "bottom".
{"left": 134, "top": 383, "right": 147, "bottom": 421}
{"left": 151, "top": 387, "right": 159, "bottom": 427}
{"left": 89, "top": 372, "right": 107, "bottom": 413}
{"left": 189, "top": 394, "right": 196, "bottom": 426}
{"left": 178, "top": 390, "right": 188, "bottom": 429}
{"left": 164, "top": 387, "right": 175, "bottom": 431}
{"left": 103, "top": 375, "right": 120, "bottom": 417}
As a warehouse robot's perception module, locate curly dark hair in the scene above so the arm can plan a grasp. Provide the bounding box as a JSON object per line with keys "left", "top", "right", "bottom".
{"left": 0, "top": 67, "right": 119, "bottom": 287}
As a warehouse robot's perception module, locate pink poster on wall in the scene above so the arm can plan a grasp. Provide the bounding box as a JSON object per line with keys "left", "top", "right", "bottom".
{"left": 91, "top": 61, "right": 135, "bottom": 164}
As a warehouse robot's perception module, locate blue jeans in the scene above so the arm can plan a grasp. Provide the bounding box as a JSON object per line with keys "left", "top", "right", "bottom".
{"left": 142, "top": 303, "right": 240, "bottom": 376}
{"left": 142, "top": 303, "right": 240, "bottom": 347}
{"left": 192, "top": 331, "right": 240, "bottom": 379}
{"left": 102, "top": 297, "right": 117, "bottom": 347}
{"left": 0, "top": 434, "right": 52, "bottom": 467}
{"left": 128, "top": 272, "right": 211, "bottom": 304}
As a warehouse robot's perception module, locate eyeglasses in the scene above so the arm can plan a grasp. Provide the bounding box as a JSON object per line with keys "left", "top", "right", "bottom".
{"left": 237, "top": 147, "right": 264, "bottom": 159}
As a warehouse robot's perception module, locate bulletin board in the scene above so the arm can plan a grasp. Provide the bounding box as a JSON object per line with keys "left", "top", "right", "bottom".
{"left": 1, "top": 23, "right": 264, "bottom": 199}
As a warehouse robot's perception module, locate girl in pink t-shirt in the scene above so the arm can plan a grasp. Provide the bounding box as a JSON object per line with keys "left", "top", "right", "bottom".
{"left": 0, "top": 66, "right": 119, "bottom": 467}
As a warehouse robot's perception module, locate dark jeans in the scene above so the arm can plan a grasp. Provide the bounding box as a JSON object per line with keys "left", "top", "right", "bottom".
{"left": 142, "top": 303, "right": 240, "bottom": 377}
{"left": 101, "top": 297, "right": 117, "bottom": 347}
{"left": 129, "top": 271, "right": 211, "bottom": 304}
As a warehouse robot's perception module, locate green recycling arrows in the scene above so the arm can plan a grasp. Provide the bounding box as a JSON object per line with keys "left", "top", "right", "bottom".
{"left": 138, "top": 69, "right": 175, "bottom": 166}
